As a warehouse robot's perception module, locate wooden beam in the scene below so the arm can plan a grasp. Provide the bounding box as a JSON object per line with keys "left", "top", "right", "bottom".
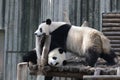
{"left": 17, "top": 62, "right": 28, "bottom": 80}
{"left": 83, "top": 75, "right": 120, "bottom": 80}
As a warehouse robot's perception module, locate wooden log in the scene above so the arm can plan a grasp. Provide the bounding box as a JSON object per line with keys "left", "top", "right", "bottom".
{"left": 110, "top": 40, "right": 120, "bottom": 44}
{"left": 94, "top": 68, "right": 101, "bottom": 75}
{"left": 106, "top": 36, "right": 120, "bottom": 40}
{"left": 102, "top": 19, "right": 120, "bottom": 23}
{"left": 83, "top": 75, "right": 120, "bottom": 80}
{"left": 117, "top": 67, "right": 120, "bottom": 75}
{"left": 103, "top": 13, "right": 120, "bottom": 18}
{"left": 30, "top": 61, "right": 120, "bottom": 78}
{"left": 102, "top": 27, "right": 120, "bottom": 31}
{"left": 103, "top": 23, "right": 120, "bottom": 27}
{"left": 17, "top": 62, "right": 28, "bottom": 80}
{"left": 103, "top": 32, "right": 120, "bottom": 36}
{"left": 40, "top": 65, "right": 120, "bottom": 77}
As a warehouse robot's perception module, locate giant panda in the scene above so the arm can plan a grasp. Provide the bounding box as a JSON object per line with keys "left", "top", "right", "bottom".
{"left": 22, "top": 48, "right": 66, "bottom": 80}
{"left": 48, "top": 47, "right": 67, "bottom": 67}
{"left": 34, "top": 19, "right": 117, "bottom": 67}
{"left": 22, "top": 49, "right": 37, "bottom": 67}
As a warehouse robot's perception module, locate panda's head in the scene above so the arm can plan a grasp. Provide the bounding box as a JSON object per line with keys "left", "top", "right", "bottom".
{"left": 22, "top": 49, "right": 38, "bottom": 74}
{"left": 48, "top": 48, "right": 67, "bottom": 67}
{"left": 34, "top": 19, "right": 66, "bottom": 37}
{"left": 22, "top": 49, "right": 37, "bottom": 65}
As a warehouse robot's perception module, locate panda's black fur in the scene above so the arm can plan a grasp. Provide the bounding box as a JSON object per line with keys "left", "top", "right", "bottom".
{"left": 50, "top": 24, "right": 71, "bottom": 51}
{"left": 22, "top": 50, "right": 37, "bottom": 64}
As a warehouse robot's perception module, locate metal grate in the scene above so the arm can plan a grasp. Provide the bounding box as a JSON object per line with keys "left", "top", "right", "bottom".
{"left": 102, "top": 13, "right": 120, "bottom": 55}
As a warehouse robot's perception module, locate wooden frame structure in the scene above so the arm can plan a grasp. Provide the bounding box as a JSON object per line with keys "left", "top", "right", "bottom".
{"left": 17, "top": 34, "right": 120, "bottom": 80}
{"left": 17, "top": 13, "right": 120, "bottom": 80}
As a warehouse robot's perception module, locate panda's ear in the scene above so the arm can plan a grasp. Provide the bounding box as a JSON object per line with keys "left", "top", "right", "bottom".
{"left": 63, "top": 60, "right": 67, "bottom": 65}
{"left": 58, "top": 48, "right": 66, "bottom": 54}
{"left": 46, "top": 19, "right": 51, "bottom": 25}
{"left": 58, "top": 48, "right": 64, "bottom": 54}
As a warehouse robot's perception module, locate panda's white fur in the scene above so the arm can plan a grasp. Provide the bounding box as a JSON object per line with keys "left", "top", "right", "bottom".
{"left": 48, "top": 48, "right": 66, "bottom": 67}
{"left": 35, "top": 22, "right": 66, "bottom": 36}
{"left": 66, "top": 26, "right": 111, "bottom": 55}
{"left": 35, "top": 19, "right": 117, "bottom": 66}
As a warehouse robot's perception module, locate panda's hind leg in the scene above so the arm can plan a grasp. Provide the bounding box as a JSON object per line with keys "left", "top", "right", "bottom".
{"left": 100, "top": 49, "right": 117, "bottom": 65}
{"left": 85, "top": 47, "right": 100, "bottom": 67}
{"left": 84, "top": 33, "right": 102, "bottom": 67}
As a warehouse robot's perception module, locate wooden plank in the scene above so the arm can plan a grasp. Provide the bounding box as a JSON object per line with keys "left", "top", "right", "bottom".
{"left": 17, "top": 62, "right": 28, "bottom": 80}
{"left": 103, "top": 23, "right": 120, "bottom": 27}
{"left": 102, "top": 12, "right": 120, "bottom": 55}
{"left": 106, "top": 36, "right": 120, "bottom": 40}
{"left": 94, "top": 69, "right": 101, "bottom": 75}
{"left": 113, "top": 48, "right": 120, "bottom": 51}
{"left": 111, "top": 44, "right": 120, "bottom": 48}
{"left": 102, "top": 27, "right": 120, "bottom": 31}
{"left": 103, "top": 13, "right": 120, "bottom": 18}
{"left": 111, "top": 40, "right": 120, "bottom": 43}
{"left": 103, "top": 19, "right": 120, "bottom": 23}
{"left": 102, "top": 13, "right": 120, "bottom": 55}
{"left": 44, "top": 71, "right": 84, "bottom": 79}
{"left": 103, "top": 32, "right": 120, "bottom": 36}
{"left": 117, "top": 67, "right": 120, "bottom": 75}
{"left": 83, "top": 75, "right": 120, "bottom": 80}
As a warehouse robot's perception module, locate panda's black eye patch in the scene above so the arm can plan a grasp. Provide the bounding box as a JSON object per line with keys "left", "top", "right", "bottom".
{"left": 53, "top": 57, "right": 57, "bottom": 60}
{"left": 58, "top": 48, "right": 64, "bottom": 54}
{"left": 55, "top": 62, "right": 59, "bottom": 66}
{"left": 40, "top": 28, "right": 42, "bottom": 32}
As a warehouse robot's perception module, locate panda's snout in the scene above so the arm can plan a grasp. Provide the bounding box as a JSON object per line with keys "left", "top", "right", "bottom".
{"left": 34, "top": 32, "right": 37, "bottom": 35}
{"left": 50, "top": 62, "right": 59, "bottom": 66}
{"left": 34, "top": 33, "right": 40, "bottom": 37}
{"left": 50, "top": 62, "right": 54, "bottom": 66}
{"left": 34, "top": 31, "right": 46, "bottom": 37}
{"left": 34, "top": 30, "right": 39, "bottom": 35}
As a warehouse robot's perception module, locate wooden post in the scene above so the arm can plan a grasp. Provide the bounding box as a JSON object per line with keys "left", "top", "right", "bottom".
{"left": 117, "top": 67, "right": 120, "bottom": 75}
{"left": 17, "top": 62, "right": 28, "bottom": 80}
{"left": 94, "top": 68, "right": 101, "bottom": 76}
